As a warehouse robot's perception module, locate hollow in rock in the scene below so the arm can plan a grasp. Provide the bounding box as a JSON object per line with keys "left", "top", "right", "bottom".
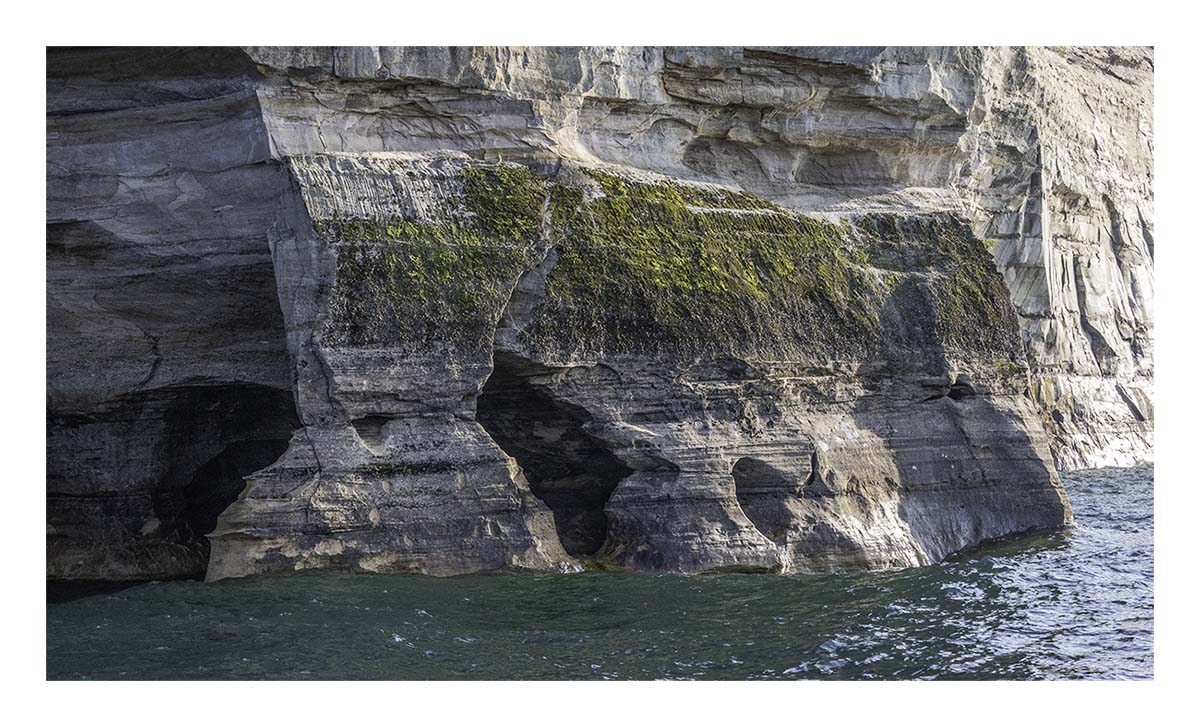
{"left": 476, "top": 353, "right": 631, "bottom": 557}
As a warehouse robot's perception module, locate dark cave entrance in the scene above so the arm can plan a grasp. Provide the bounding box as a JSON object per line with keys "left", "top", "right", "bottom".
{"left": 171, "top": 385, "right": 299, "bottom": 553}
{"left": 475, "top": 353, "right": 632, "bottom": 557}
{"left": 179, "top": 437, "right": 293, "bottom": 542}
{"left": 732, "top": 457, "right": 796, "bottom": 546}
{"left": 47, "top": 383, "right": 300, "bottom": 586}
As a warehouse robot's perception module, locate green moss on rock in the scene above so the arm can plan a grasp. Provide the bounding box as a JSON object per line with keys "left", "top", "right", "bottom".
{"left": 461, "top": 165, "right": 547, "bottom": 243}
{"left": 925, "top": 216, "right": 1023, "bottom": 357}
{"left": 321, "top": 164, "right": 549, "bottom": 349}
{"left": 529, "top": 169, "right": 881, "bottom": 358}
{"left": 313, "top": 160, "right": 1020, "bottom": 366}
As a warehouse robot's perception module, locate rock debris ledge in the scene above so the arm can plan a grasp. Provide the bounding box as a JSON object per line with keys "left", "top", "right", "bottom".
{"left": 47, "top": 46, "right": 1148, "bottom": 581}
{"left": 206, "top": 153, "right": 1069, "bottom": 578}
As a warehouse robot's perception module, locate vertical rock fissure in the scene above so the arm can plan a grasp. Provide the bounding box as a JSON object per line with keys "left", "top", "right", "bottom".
{"left": 475, "top": 352, "right": 632, "bottom": 558}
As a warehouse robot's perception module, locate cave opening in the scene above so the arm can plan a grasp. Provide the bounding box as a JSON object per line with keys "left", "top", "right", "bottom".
{"left": 732, "top": 457, "right": 797, "bottom": 546}
{"left": 48, "top": 383, "right": 300, "bottom": 587}
{"left": 172, "top": 385, "right": 299, "bottom": 555}
{"left": 180, "top": 436, "right": 293, "bottom": 543}
{"left": 475, "top": 352, "right": 632, "bottom": 558}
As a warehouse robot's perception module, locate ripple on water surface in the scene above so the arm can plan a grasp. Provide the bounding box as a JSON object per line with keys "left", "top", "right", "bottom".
{"left": 47, "top": 466, "right": 1153, "bottom": 680}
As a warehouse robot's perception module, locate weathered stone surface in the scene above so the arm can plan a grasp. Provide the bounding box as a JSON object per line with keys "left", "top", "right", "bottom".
{"left": 47, "top": 48, "right": 300, "bottom": 580}
{"left": 241, "top": 45, "right": 1153, "bottom": 469}
{"left": 958, "top": 47, "right": 1154, "bottom": 470}
{"left": 206, "top": 154, "right": 1068, "bottom": 578}
{"left": 47, "top": 46, "right": 1147, "bottom": 581}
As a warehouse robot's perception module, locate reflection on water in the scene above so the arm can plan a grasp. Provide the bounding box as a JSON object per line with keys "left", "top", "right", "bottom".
{"left": 46, "top": 467, "right": 1152, "bottom": 680}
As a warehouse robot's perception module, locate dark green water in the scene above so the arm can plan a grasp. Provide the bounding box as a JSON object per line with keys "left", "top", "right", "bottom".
{"left": 46, "top": 467, "right": 1152, "bottom": 680}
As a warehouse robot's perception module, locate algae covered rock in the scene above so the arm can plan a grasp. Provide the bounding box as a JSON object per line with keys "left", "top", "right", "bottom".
{"left": 207, "top": 155, "right": 1068, "bottom": 578}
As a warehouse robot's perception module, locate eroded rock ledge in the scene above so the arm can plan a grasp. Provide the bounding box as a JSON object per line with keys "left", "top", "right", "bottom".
{"left": 206, "top": 154, "right": 1069, "bottom": 578}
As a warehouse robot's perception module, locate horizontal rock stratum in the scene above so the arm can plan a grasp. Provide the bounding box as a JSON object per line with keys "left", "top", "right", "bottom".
{"left": 47, "top": 47, "right": 1149, "bottom": 581}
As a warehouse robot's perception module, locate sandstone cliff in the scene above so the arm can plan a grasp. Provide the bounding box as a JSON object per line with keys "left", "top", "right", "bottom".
{"left": 47, "top": 46, "right": 1148, "bottom": 581}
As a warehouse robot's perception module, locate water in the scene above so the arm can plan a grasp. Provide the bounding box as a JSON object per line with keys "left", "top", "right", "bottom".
{"left": 46, "top": 467, "right": 1152, "bottom": 680}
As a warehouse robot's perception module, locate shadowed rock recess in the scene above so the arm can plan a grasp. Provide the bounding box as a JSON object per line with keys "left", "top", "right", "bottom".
{"left": 48, "top": 46, "right": 1151, "bottom": 581}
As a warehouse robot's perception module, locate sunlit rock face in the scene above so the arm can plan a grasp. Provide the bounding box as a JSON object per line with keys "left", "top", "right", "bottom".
{"left": 203, "top": 154, "right": 1069, "bottom": 579}
{"left": 48, "top": 46, "right": 1148, "bottom": 581}
{"left": 243, "top": 45, "right": 1153, "bottom": 470}
{"left": 957, "top": 48, "right": 1153, "bottom": 471}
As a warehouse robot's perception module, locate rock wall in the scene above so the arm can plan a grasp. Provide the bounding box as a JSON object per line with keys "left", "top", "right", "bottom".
{"left": 208, "top": 154, "right": 1068, "bottom": 578}
{"left": 47, "top": 48, "right": 300, "bottom": 579}
{"left": 958, "top": 47, "right": 1154, "bottom": 470}
{"left": 242, "top": 45, "right": 1154, "bottom": 469}
{"left": 46, "top": 46, "right": 1149, "bottom": 581}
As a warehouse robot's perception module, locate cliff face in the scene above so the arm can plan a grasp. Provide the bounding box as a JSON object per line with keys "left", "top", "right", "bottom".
{"left": 206, "top": 155, "right": 1068, "bottom": 578}
{"left": 958, "top": 48, "right": 1154, "bottom": 470}
{"left": 47, "top": 49, "right": 301, "bottom": 579}
{"left": 243, "top": 45, "right": 1153, "bottom": 469}
{"left": 47, "top": 46, "right": 1148, "bottom": 581}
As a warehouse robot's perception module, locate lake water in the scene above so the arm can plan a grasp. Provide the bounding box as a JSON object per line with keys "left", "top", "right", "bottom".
{"left": 46, "top": 466, "right": 1152, "bottom": 680}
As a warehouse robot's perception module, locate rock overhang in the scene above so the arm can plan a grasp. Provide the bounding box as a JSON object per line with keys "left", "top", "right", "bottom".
{"left": 204, "top": 152, "right": 1070, "bottom": 579}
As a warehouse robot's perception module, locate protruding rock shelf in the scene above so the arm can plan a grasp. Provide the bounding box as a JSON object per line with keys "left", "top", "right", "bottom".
{"left": 205, "top": 155, "right": 1070, "bottom": 579}
{"left": 47, "top": 46, "right": 1149, "bottom": 582}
